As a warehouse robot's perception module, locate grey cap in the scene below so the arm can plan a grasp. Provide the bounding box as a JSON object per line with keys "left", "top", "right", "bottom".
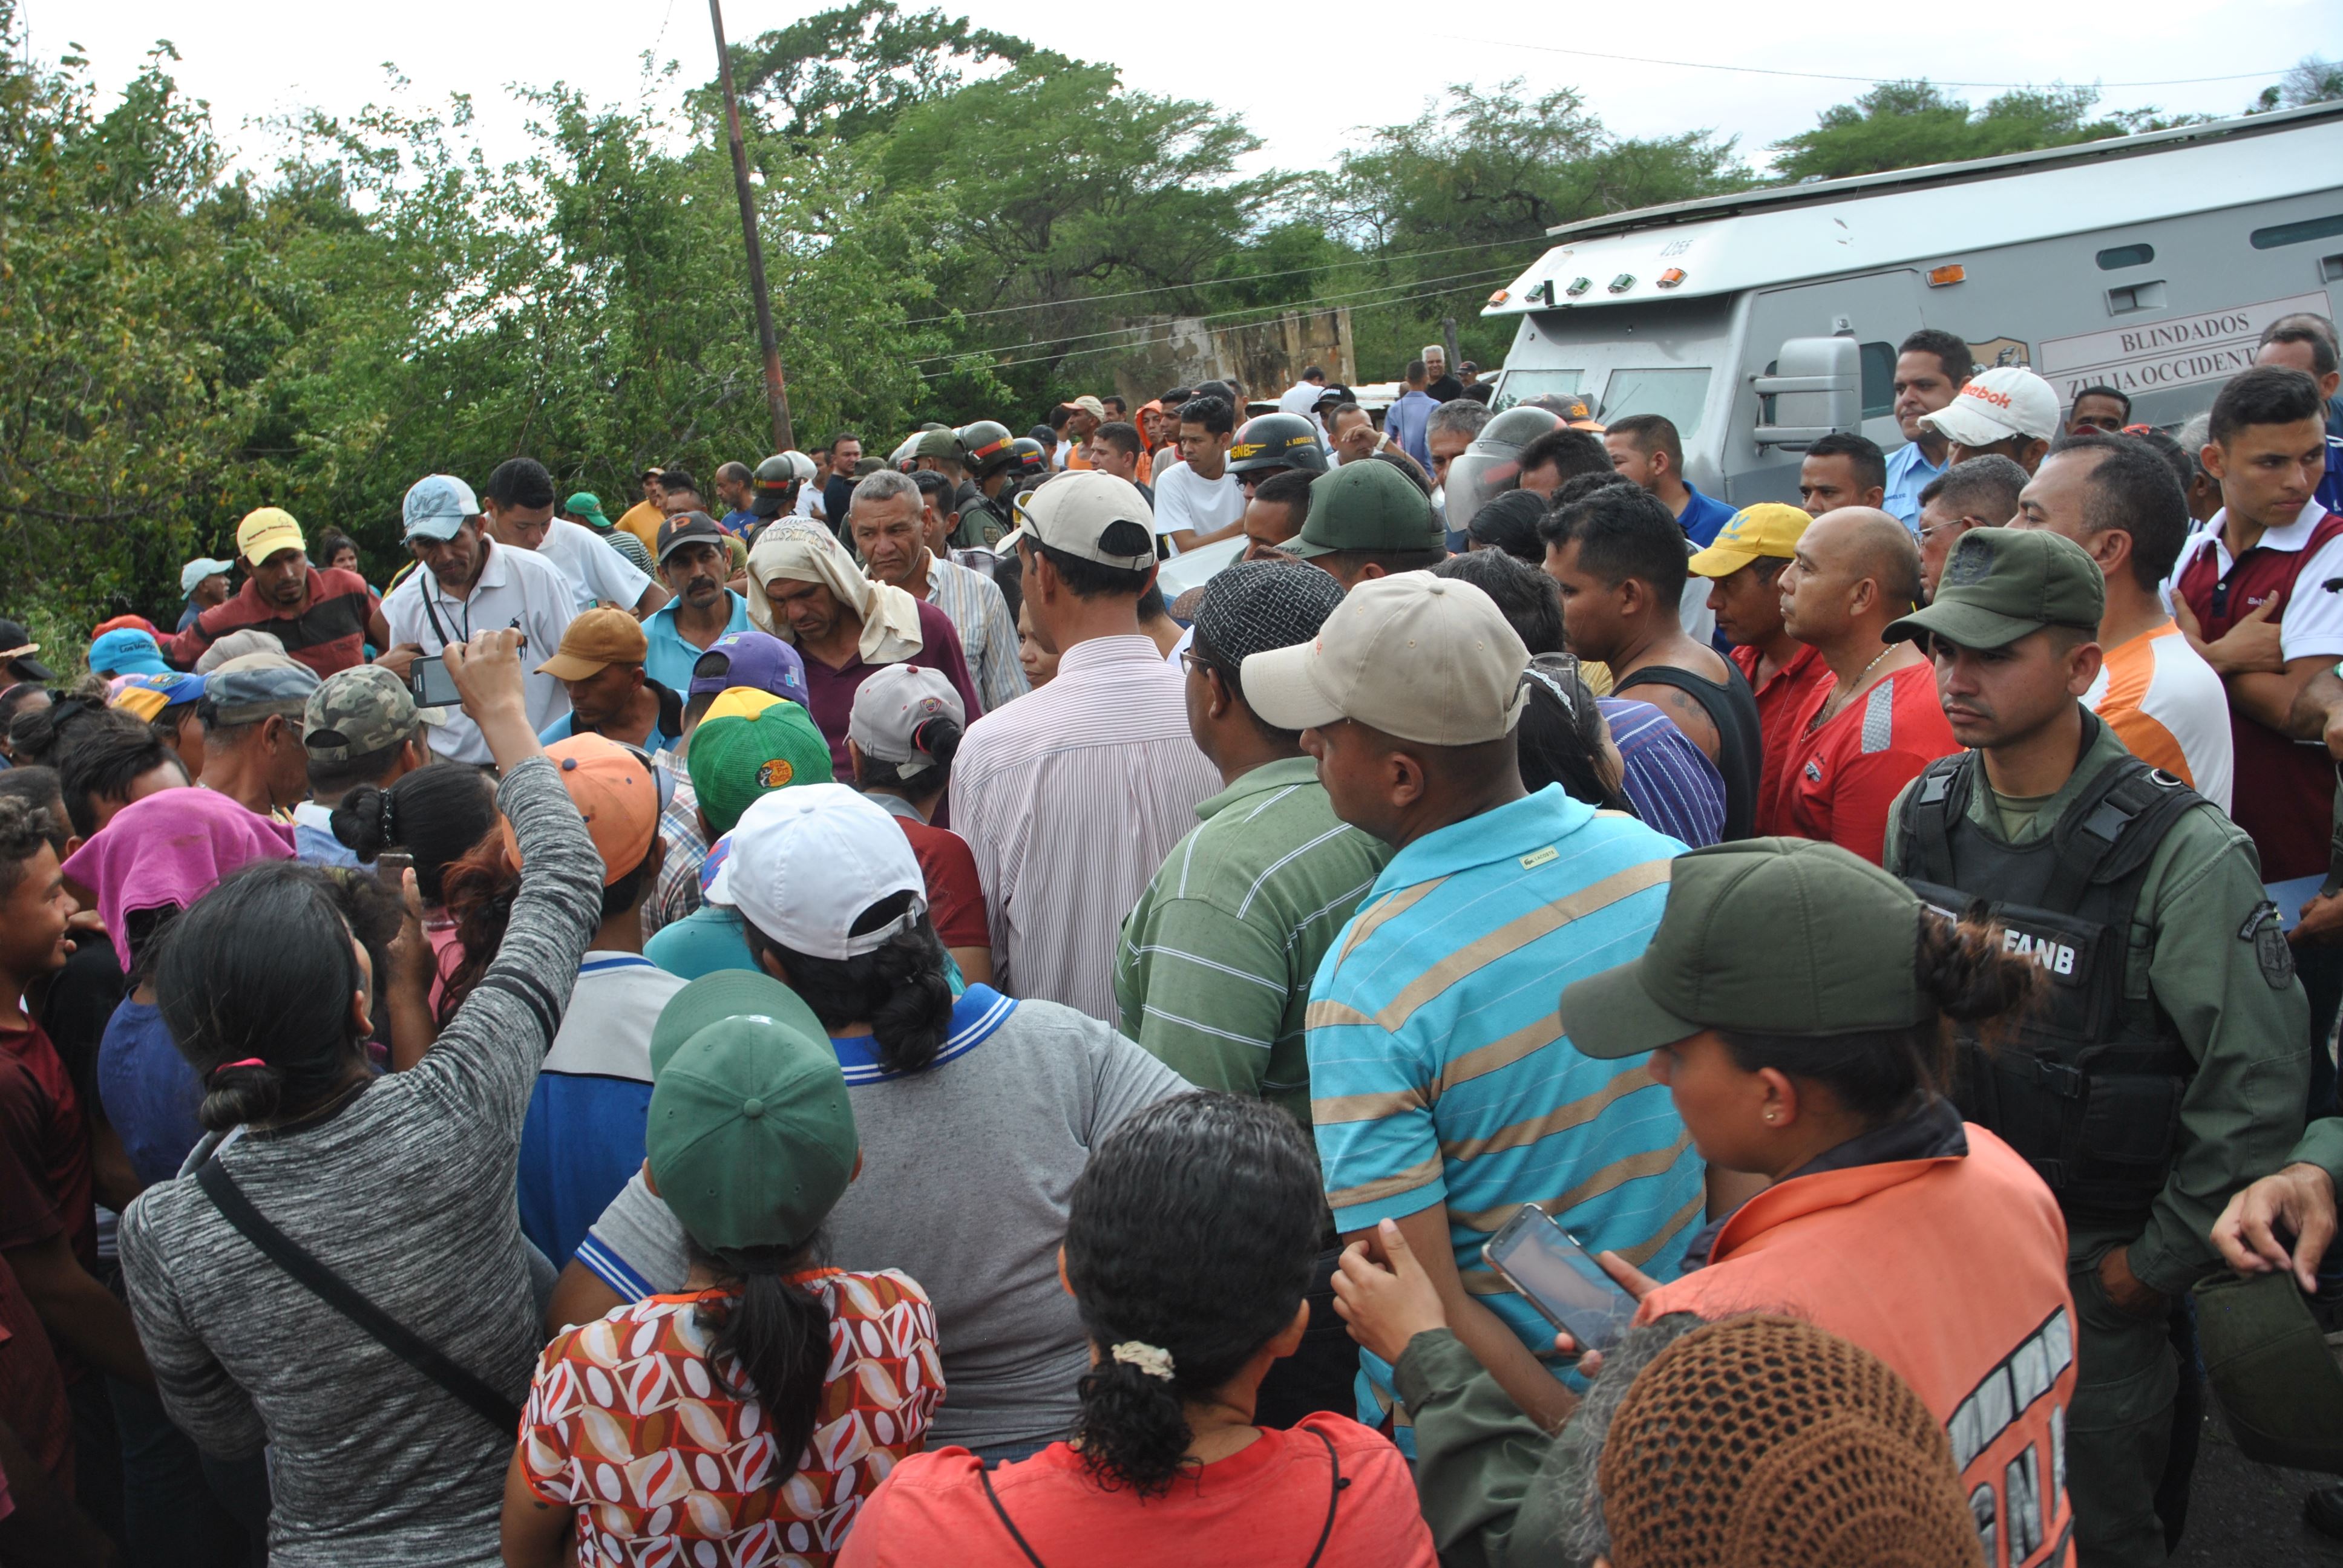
{"left": 193, "top": 629, "right": 285, "bottom": 674}
{"left": 203, "top": 653, "right": 320, "bottom": 725}
{"left": 402, "top": 474, "right": 480, "bottom": 542}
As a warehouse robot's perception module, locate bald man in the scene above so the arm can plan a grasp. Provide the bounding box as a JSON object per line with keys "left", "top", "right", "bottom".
{"left": 1771, "top": 508, "right": 1961, "bottom": 859}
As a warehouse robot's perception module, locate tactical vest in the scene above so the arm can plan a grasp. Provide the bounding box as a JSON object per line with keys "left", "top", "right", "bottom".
{"left": 953, "top": 490, "right": 1013, "bottom": 550}
{"left": 1896, "top": 750, "right": 2203, "bottom": 1226}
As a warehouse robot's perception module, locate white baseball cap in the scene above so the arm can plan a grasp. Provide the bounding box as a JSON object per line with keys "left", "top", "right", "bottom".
{"left": 704, "top": 782, "right": 928, "bottom": 959}
{"left": 848, "top": 664, "right": 965, "bottom": 779}
{"left": 1242, "top": 573, "right": 1529, "bottom": 746}
{"left": 997, "top": 471, "right": 1157, "bottom": 570}
{"left": 1918, "top": 365, "right": 2060, "bottom": 446}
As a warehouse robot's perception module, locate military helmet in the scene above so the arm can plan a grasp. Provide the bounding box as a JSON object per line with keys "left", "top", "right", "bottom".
{"left": 751, "top": 452, "right": 801, "bottom": 518}
{"left": 1009, "top": 437, "right": 1049, "bottom": 480}
{"left": 1444, "top": 405, "right": 1567, "bottom": 534}
{"left": 958, "top": 420, "right": 1018, "bottom": 479}
{"left": 1227, "top": 411, "right": 1329, "bottom": 477}
{"left": 887, "top": 433, "right": 922, "bottom": 472}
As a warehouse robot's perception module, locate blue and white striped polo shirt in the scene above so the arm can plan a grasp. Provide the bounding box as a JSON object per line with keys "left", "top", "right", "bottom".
{"left": 1306, "top": 785, "right": 1703, "bottom": 1444}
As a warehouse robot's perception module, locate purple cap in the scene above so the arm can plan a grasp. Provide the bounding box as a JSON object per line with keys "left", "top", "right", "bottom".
{"left": 689, "top": 629, "right": 808, "bottom": 708}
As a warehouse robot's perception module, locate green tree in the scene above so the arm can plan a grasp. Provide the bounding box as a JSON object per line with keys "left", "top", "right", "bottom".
{"left": 1769, "top": 80, "right": 2169, "bottom": 183}
{"left": 1305, "top": 80, "right": 1749, "bottom": 376}
{"left": 2247, "top": 55, "right": 2343, "bottom": 114}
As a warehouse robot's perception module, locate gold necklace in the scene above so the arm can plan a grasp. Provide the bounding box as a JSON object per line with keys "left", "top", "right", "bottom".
{"left": 1813, "top": 645, "right": 1898, "bottom": 730}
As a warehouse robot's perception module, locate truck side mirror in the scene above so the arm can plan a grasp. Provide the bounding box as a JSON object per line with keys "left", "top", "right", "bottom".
{"left": 1752, "top": 336, "right": 1861, "bottom": 451}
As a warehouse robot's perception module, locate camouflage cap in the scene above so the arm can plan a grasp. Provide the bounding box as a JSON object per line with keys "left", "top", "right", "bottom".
{"left": 303, "top": 664, "right": 443, "bottom": 765}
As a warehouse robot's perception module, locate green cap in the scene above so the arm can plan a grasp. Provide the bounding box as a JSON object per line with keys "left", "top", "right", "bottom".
{"left": 1884, "top": 526, "right": 2103, "bottom": 651}
{"left": 913, "top": 428, "right": 963, "bottom": 460}
{"left": 687, "top": 696, "right": 833, "bottom": 835}
{"left": 1557, "top": 838, "right": 1936, "bottom": 1059}
{"left": 565, "top": 491, "right": 614, "bottom": 531}
{"left": 1281, "top": 460, "right": 1442, "bottom": 559}
{"left": 646, "top": 996, "right": 856, "bottom": 1255}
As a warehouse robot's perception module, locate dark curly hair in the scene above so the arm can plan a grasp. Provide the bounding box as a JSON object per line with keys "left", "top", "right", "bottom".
{"left": 1063, "top": 1093, "right": 1323, "bottom": 1496}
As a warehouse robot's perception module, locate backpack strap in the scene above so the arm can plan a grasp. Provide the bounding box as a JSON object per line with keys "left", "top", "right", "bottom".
{"left": 1902, "top": 753, "right": 1970, "bottom": 886}
{"left": 195, "top": 1158, "right": 522, "bottom": 1435}
{"left": 2039, "top": 754, "right": 2204, "bottom": 913}
{"left": 979, "top": 1464, "right": 1050, "bottom": 1568}
{"left": 1302, "top": 1425, "right": 1352, "bottom": 1568}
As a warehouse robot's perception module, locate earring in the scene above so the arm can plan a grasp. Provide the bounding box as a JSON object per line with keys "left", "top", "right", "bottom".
{"left": 1763, "top": 1110, "right": 1778, "bottom": 1123}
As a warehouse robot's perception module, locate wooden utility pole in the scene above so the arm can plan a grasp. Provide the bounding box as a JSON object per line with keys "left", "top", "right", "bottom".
{"left": 709, "top": 0, "right": 795, "bottom": 452}
{"left": 1441, "top": 316, "right": 1462, "bottom": 375}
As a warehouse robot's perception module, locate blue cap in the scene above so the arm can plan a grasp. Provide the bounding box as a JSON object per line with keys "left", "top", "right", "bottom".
{"left": 88, "top": 629, "right": 171, "bottom": 678}
{"left": 402, "top": 474, "right": 480, "bottom": 542}
{"left": 689, "top": 629, "right": 808, "bottom": 708}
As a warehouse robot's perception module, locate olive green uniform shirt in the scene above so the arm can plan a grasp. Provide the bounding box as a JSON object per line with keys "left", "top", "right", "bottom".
{"left": 1113, "top": 756, "right": 1392, "bottom": 1126}
{"left": 1884, "top": 713, "right": 2310, "bottom": 1294}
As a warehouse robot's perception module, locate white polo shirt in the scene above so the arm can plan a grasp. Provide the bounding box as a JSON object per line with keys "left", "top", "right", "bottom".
{"left": 383, "top": 537, "right": 579, "bottom": 763}
{"left": 535, "top": 515, "right": 652, "bottom": 612}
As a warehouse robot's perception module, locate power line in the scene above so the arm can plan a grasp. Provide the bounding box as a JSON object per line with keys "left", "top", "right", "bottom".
{"left": 901, "top": 233, "right": 1545, "bottom": 326}
{"left": 912, "top": 264, "right": 1521, "bottom": 369}
{"left": 1441, "top": 36, "right": 2304, "bottom": 91}
{"left": 918, "top": 272, "right": 1517, "bottom": 381}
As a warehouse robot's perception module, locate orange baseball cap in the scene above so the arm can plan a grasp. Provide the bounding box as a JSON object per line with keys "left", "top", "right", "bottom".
{"left": 535, "top": 608, "right": 649, "bottom": 682}
{"left": 500, "top": 733, "right": 661, "bottom": 885}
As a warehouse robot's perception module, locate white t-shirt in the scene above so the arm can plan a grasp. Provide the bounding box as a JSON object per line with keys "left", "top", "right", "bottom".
{"left": 1152, "top": 460, "right": 1245, "bottom": 556}
{"left": 535, "top": 515, "right": 652, "bottom": 612}
{"left": 382, "top": 538, "right": 579, "bottom": 764}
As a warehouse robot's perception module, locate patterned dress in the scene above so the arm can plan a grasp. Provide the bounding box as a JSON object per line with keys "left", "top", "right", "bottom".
{"left": 520, "top": 1269, "right": 943, "bottom": 1566}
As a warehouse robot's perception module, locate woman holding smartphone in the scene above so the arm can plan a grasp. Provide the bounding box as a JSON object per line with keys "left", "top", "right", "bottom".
{"left": 1331, "top": 838, "right": 2079, "bottom": 1568}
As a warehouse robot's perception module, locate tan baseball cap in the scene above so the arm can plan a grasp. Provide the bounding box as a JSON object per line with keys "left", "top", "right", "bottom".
{"left": 536, "top": 607, "right": 649, "bottom": 681}
{"left": 1242, "top": 573, "right": 1528, "bottom": 745}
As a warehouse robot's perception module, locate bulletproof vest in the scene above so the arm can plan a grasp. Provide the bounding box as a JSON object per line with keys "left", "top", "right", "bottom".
{"left": 953, "top": 489, "right": 1012, "bottom": 550}
{"left": 1896, "top": 750, "right": 2203, "bottom": 1226}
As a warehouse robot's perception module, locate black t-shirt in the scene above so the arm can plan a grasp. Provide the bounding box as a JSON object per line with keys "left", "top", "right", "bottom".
{"left": 1426, "top": 374, "right": 1464, "bottom": 403}
{"left": 38, "top": 931, "right": 122, "bottom": 1117}
{"left": 822, "top": 474, "right": 857, "bottom": 535}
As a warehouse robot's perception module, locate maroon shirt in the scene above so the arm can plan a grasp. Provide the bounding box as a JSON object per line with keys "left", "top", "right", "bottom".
{"left": 799, "top": 599, "right": 983, "bottom": 776}
{"left": 0, "top": 1256, "right": 69, "bottom": 1495}
{"left": 2174, "top": 506, "right": 2343, "bottom": 881}
{"left": 0, "top": 1019, "right": 95, "bottom": 1386}
{"left": 170, "top": 566, "right": 376, "bottom": 678}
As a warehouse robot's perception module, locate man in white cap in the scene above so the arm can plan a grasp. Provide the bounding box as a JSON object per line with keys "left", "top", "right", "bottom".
{"left": 177, "top": 557, "right": 235, "bottom": 633}
{"left": 1240, "top": 572, "right": 1701, "bottom": 1450}
{"left": 1918, "top": 364, "right": 2060, "bottom": 477}
{"left": 954, "top": 471, "right": 1218, "bottom": 1018}
{"left": 1056, "top": 396, "right": 1107, "bottom": 471}
{"left": 380, "top": 472, "right": 578, "bottom": 762}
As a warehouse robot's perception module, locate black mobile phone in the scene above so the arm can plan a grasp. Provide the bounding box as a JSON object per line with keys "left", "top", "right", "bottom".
{"left": 375, "top": 851, "right": 413, "bottom": 889}
{"left": 408, "top": 655, "right": 460, "bottom": 707}
{"left": 1481, "top": 1204, "right": 1637, "bottom": 1352}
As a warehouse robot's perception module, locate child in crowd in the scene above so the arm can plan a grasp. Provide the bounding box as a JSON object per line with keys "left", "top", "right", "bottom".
{"left": 500, "top": 980, "right": 940, "bottom": 1566}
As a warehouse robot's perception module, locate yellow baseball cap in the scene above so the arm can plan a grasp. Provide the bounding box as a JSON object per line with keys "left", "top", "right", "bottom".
{"left": 1688, "top": 503, "right": 1812, "bottom": 579}
{"left": 235, "top": 507, "right": 306, "bottom": 567}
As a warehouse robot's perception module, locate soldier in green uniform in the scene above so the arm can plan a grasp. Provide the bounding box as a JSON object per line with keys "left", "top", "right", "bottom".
{"left": 1881, "top": 525, "right": 2310, "bottom": 1566}
{"left": 949, "top": 420, "right": 1020, "bottom": 549}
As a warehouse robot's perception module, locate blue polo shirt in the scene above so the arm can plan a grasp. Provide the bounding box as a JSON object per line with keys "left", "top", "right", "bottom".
{"left": 1882, "top": 440, "right": 1945, "bottom": 534}
{"left": 718, "top": 508, "right": 759, "bottom": 536}
{"left": 538, "top": 680, "right": 685, "bottom": 754}
{"left": 1676, "top": 483, "right": 1737, "bottom": 549}
{"left": 640, "top": 591, "right": 751, "bottom": 694}
{"left": 1306, "top": 785, "right": 1701, "bottom": 1449}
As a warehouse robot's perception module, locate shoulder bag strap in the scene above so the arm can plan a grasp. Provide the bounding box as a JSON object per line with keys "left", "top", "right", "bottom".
{"left": 1302, "top": 1425, "right": 1351, "bottom": 1568}
{"left": 978, "top": 1464, "right": 1050, "bottom": 1568}
{"left": 195, "top": 1158, "right": 521, "bottom": 1434}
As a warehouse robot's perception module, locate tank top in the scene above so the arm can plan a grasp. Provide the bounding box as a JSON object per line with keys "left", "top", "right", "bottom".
{"left": 1614, "top": 660, "right": 1763, "bottom": 840}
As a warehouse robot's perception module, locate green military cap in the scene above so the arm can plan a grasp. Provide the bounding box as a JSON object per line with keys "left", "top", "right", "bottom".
{"left": 1884, "top": 526, "right": 2103, "bottom": 651}
{"left": 303, "top": 664, "right": 444, "bottom": 765}
{"left": 913, "top": 428, "right": 963, "bottom": 460}
{"left": 1558, "top": 837, "right": 1938, "bottom": 1058}
{"left": 646, "top": 987, "right": 857, "bottom": 1255}
{"left": 1281, "top": 459, "right": 1442, "bottom": 559}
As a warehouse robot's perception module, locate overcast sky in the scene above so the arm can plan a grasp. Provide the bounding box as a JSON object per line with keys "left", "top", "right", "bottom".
{"left": 32, "top": 0, "right": 2343, "bottom": 188}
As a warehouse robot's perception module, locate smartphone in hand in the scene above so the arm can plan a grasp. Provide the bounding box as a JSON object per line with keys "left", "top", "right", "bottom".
{"left": 407, "top": 655, "right": 460, "bottom": 707}
{"left": 1483, "top": 1204, "right": 1638, "bottom": 1353}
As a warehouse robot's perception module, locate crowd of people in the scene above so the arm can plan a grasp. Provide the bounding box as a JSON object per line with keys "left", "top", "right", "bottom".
{"left": 0, "top": 315, "right": 2338, "bottom": 1568}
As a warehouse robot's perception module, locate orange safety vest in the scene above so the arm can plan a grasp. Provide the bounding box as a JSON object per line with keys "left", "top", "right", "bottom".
{"left": 1639, "top": 1126, "right": 2077, "bottom": 1568}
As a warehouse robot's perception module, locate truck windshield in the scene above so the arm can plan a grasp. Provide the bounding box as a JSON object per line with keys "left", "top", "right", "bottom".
{"left": 1599, "top": 368, "right": 1713, "bottom": 437}
{"left": 1493, "top": 369, "right": 1584, "bottom": 411}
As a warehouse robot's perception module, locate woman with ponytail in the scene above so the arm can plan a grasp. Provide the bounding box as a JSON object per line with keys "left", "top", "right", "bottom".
{"left": 551, "top": 784, "right": 1187, "bottom": 1463}
{"left": 836, "top": 1093, "right": 1435, "bottom": 1567}
{"left": 115, "top": 633, "right": 607, "bottom": 1568}
{"left": 1332, "top": 839, "right": 2079, "bottom": 1568}
{"left": 845, "top": 662, "right": 992, "bottom": 984}
{"left": 333, "top": 761, "right": 499, "bottom": 1011}
{"left": 502, "top": 990, "right": 939, "bottom": 1568}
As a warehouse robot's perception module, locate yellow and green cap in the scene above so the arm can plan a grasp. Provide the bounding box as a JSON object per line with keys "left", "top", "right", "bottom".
{"left": 1686, "top": 503, "right": 1812, "bottom": 578}
{"left": 687, "top": 688, "right": 833, "bottom": 835}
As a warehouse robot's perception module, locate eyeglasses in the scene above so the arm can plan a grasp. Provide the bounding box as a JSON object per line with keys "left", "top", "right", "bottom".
{"left": 1177, "top": 649, "right": 1208, "bottom": 676}
{"left": 1917, "top": 516, "right": 1991, "bottom": 543}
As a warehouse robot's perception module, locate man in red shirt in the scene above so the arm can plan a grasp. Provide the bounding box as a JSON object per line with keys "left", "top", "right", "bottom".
{"left": 170, "top": 507, "right": 390, "bottom": 678}
{"left": 1775, "top": 508, "right": 1958, "bottom": 863}
{"left": 1689, "top": 502, "right": 1830, "bottom": 835}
